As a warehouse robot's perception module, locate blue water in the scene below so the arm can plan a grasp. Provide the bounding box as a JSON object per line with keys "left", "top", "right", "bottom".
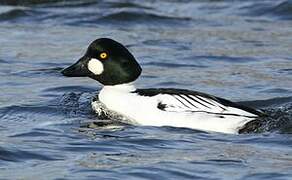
{"left": 0, "top": 0, "right": 292, "bottom": 179}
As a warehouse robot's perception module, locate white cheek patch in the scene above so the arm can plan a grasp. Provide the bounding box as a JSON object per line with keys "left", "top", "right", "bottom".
{"left": 88, "top": 58, "right": 104, "bottom": 75}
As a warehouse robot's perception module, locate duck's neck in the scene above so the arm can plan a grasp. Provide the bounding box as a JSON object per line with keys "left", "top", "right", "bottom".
{"left": 101, "top": 83, "right": 136, "bottom": 93}
{"left": 98, "top": 83, "right": 137, "bottom": 104}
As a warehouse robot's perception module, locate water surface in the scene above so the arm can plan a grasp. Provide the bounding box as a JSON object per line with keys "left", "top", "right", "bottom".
{"left": 0, "top": 0, "right": 292, "bottom": 179}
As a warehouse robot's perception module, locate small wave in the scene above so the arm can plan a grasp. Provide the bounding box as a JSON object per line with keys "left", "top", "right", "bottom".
{"left": 10, "top": 67, "right": 64, "bottom": 77}
{"left": 0, "top": 8, "right": 42, "bottom": 21}
{"left": 269, "top": 0, "right": 292, "bottom": 20}
{"left": 242, "top": 173, "right": 290, "bottom": 180}
{"left": 0, "top": 146, "right": 61, "bottom": 162}
{"left": 40, "top": 0, "right": 97, "bottom": 8}
{"left": 278, "top": 68, "right": 292, "bottom": 75}
{"left": 9, "top": 128, "right": 63, "bottom": 138}
{"left": 92, "top": 11, "right": 190, "bottom": 26}
{"left": 206, "top": 159, "right": 245, "bottom": 166}
{"left": 238, "top": 96, "right": 292, "bottom": 109}
{"left": 0, "top": 9, "right": 28, "bottom": 20}
{"left": 0, "top": 93, "right": 94, "bottom": 116}
{"left": 194, "top": 55, "right": 258, "bottom": 63}
{"left": 106, "top": 1, "right": 152, "bottom": 10}
{"left": 240, "top": 1, "right": 292, "bottom": 20}
{"left": 260, "top": 88, "right": 292, "bottom": 94}
{"left": 142, "top": 39, "right": 192, "bottom": 50}
{"left": 0, "top": 104, "right": 62, "bottom": 126}
{"left": 0, "top": 58, "right": 9, "bottom": 64}
{"left": 142, "top": 62, "right": 206, "bottom": 68}
{"left": 0, "top": 0, "right": 69, "bottom": 6}
{"left": 2, "top": 2, "right": 186, "bottom": 26}
{"left": 141, "top": 75, "right": 158, "bottom": 79}
{"left": 155, "top": 81, "right": 189, "bottom": 86}
{"left": 43, "top": 86, "right": 97, "bottom": 93}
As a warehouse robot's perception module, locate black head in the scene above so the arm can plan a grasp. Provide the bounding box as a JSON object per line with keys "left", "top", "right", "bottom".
{"left": 61, "top": 38, "right": 142, "bottom": 85}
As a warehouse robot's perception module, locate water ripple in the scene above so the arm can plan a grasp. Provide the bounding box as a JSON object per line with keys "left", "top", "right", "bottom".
{"left": 142, "top": 62, "right": 206, "bottom": 68}
{"left": 0, "top": 8, "right": 44, "bottom": 21}
{"left": 0, "top": 147, "right": 62, "bottom": 162}
{"left": 240, "top": 1, "right": 292, "bottom": 20}
{"left": 82, "top": 11, "right": 191, "bottom": 26}
{"left": 1, "top": 0, "right": 292, "bottom": 179}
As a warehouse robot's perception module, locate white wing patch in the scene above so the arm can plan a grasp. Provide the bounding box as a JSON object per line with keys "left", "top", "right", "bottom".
{"left": 157, "top": 94, "right": 257, "bottom": 117}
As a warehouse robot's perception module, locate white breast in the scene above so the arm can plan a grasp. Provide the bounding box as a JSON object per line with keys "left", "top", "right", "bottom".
{"left": 97, "top": 85, "right": 257, "bottom": 134}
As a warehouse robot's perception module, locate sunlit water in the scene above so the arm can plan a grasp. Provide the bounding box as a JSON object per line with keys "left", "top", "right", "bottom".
{"left": 0, "top": 0, "right": 292, "bottom": 179}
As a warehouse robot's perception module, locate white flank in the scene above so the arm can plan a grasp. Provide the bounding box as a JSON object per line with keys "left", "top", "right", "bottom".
{"left": 97, "top": 84, "right": 258, "bottom": 134}
{"left": 88, "top": 58, "right": 104, "bottom": 75}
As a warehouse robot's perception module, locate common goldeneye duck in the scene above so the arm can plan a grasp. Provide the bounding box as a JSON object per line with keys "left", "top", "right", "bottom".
{"left": 62, "top": 38, "right": 264, "bottom": 134}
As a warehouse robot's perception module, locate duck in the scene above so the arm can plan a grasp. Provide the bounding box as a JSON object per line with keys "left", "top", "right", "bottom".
{"left": 61, "top": 38, "right": 264, "bottom": 134}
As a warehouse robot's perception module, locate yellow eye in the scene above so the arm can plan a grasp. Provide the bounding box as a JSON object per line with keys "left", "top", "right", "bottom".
{"left": 100, "top": 52, "right": 108, "bottom": 59}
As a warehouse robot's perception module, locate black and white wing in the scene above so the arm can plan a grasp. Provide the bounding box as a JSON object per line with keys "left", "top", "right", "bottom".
{"left": 134, "top": 88, "right": 264, "bottom": 117}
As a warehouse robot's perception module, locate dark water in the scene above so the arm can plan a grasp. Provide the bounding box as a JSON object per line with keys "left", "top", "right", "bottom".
{"left": 1, "top": 0, "right": 292, "bottom": 179}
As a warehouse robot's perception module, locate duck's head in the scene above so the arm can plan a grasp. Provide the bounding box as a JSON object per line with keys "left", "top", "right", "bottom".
{"left": 61, "top": 38, "right": 142, "bottom": 86}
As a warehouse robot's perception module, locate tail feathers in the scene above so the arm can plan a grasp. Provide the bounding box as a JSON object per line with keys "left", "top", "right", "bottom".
{"left": 238, "top": 119, "right": 263, "bottom": 134}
